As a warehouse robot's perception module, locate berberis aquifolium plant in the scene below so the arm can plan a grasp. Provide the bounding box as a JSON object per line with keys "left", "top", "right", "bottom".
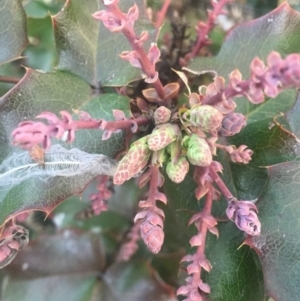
{"left": 1, "top": 0, "right": 300, "bottom": 300}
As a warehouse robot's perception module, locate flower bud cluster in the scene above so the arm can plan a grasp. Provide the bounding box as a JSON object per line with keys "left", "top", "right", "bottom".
{"left": 117, "top": 221, "right": 141, "bottom": 262}
{"left": 93, "top": 0, "right": 165, "bottom": 98}
{"left": 89, "top": 176, "right": 112, "bottom": 215}
{"left": 202, "top": 51, "right": 300, "bottom": 108}
{"left": 134, "top": 166, "right": 167, "bottom": 254}
{"left": 135, "top": 208, "right": 165, "bottom": 253}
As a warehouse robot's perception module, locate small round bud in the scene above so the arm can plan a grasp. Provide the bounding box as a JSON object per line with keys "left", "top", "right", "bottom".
{"left": 221, "top": 112, "right": 246, "bottom": 136}
{"left": 190, "top": 105, "right": 223, "bottom": 132}
{"left": 166, "top": 156, "right": 189, "bottom": 183}
{"left": 153, "top": 106, "right": 171, "bottom": 124}
{"left": 186, "top": 134, "right": 212, "bottom": 166}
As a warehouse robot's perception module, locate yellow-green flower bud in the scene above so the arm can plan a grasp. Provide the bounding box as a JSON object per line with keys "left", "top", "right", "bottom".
{"left": 187, "top": 134, "right": 212, "bottom": 166}
{"left": 166, "top": 156, "right": 189, "bottom": 183}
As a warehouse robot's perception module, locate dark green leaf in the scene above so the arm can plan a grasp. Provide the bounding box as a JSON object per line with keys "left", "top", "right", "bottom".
{"left": 204, "top": 223, "right": 264, "bottom": 301}
{"left": 23, "top": 17, "right": 57, "bottom": 72}
{"left": 0, "top": 0, "right": 28, "bottom": 65}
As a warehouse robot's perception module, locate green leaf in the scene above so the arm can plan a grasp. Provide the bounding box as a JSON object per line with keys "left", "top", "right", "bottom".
{"left": 0, "top": 69, "right": 130, "bottom": 225}
{"left": 53, "top": 0, "right": 157, "bottom": 87}
{"left": 248, "top": 162, "right": 300, "bottom": 301}
{"left": 0, "top": 0, "right": 28, "bottom": 65}
{"left": 23, "top": 0, "right": 64, "bottom": 18}
{"left": 185, "top": 3, "right": 300, "bottom": 123}
{"left": 204, "top": 223, "right": 264, "bottom": 301}
{"left": 23, "top": 17, "right": 57, "bottom": 72}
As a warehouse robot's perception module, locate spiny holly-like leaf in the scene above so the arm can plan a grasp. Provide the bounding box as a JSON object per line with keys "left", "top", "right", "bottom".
{"left": 0, "top": 0, "right": 28, "bottom": 65}
{"left": 223, "top": 118, "right": 300, "bottom": 201}
{"left": 53, "top": 0, "right": 157, "bottom": 87}
{"left": 186, "top": 3, "right": 300, "bottom": 123}
{"left": 248, "top": 162, "right": 300, "bottom": 301}
{"left": 203, "top": 223, "right": 264, "bottom": 301}
{"left": 0, "top": 68, "right": 130, "bottom": 226}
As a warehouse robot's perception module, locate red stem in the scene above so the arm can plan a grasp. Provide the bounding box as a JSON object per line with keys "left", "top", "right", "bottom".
{"left": 148, "top": 165, "right": 159, "bottom": 204}
{"left": 208, "top": 166, "right": 237, "bottom": 203}
{"left": 0, "top": 76, "right": 21, "bottom": 84}
{"left": 184, "top": 0, "right": 231, "bottom": 64}
{"left": 74, "top": 116, "right": 150, "bottom": 131}
{"left": 155, "top": 0, "right": 171, "bottom": 28}
{"left": 191, "top": 183, "right": 213, "bottom": 292}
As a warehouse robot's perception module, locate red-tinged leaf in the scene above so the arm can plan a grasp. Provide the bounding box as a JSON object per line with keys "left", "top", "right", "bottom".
{"left": 0, "top": 0, "right": 28, "bottom": 65}
{"left": 246, "top": 162, "right": 300, "bottom": 301}
{"left": 186, "top": 3, "right": 300, "bottom": 123}
{"left": 53, "top": 0, "right": 157, "bottom": 87}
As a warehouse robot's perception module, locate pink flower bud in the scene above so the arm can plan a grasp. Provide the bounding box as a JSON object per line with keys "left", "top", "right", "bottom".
{"left": 136, "top": 210, "right": 164, "bottom": 254}
{"left": 113, "top": 136, "right": 151, "bottom": 185}
{"left": 153, "top": 106, "right": 171, "bottom": 124}
{"left": 228, "top": 145, "right": 253, "bottom": 164}
{"left": 119, "top": 51, "right": 142, "bottom": 68}
{"left": 226, "top": 200, "right": 261, "bottom": 236}
{"left": 92, "top": 10, "right": 125, "bottom": 32}
{"left": 147, "top": 123, "right": 180, "bottom": 151}
{"left": 221, "top": 112, "right": 246, "bottom": 136}
{"left": 147, "top": 43, "right": 160, "bottom": 66}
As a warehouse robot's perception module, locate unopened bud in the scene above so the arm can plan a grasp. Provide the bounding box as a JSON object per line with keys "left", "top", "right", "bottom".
{"left": 148, "top": 123, "right": 180, "bottom": 151}
{"left": 186, "top": 134, "right": 212, "bottom": 166}
{"left": 153, "top": 106, "right": 171, "bottom": 124}
{"left": 113, "top": 136, "right": 150, "bottom": 185}
{"left": 190, "top": 105, "right": 223, "bottom": 132}
{"left": 166, "top": 156, "right": 189, "bottom": 183}
{"left": 221, "top": 112, "right": 246, "bottom": 136}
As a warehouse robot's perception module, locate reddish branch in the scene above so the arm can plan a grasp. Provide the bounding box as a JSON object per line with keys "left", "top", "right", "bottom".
{"left": 183, "top": 0, "right": 232, "bottom": 64}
